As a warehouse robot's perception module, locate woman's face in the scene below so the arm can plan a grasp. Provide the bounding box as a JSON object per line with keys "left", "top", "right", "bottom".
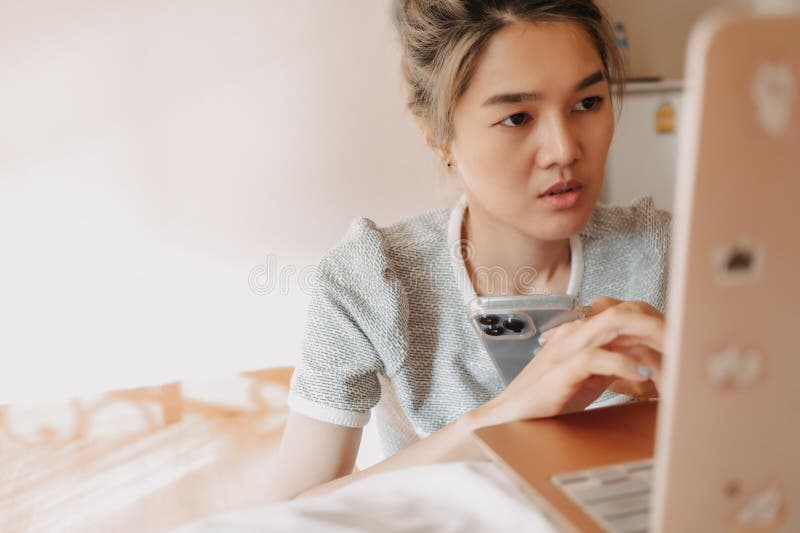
{"left": 449, "top": 21, "right": 615, "bottom": 240}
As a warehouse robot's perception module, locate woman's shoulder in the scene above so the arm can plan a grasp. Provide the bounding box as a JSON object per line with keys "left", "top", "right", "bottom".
{"left": 318, "top": 206, "right": 451, "bottom": 281}
{"left": 581, "top": 195, "right": 672, "bottom": 250}
{"left": 579, "top": 196, "right": 672, "bottom": 311}
{"left": 309, "top": 207, "right": 452, "bottom": 376}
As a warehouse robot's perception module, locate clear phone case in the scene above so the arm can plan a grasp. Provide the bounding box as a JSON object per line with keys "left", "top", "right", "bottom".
{"left": 467, "top": 294, "right": 587, "bottom": 385}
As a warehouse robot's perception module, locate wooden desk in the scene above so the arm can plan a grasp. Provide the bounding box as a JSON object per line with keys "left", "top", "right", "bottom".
{"left": 474, "top": 401, "right": 658, "bottom": 533}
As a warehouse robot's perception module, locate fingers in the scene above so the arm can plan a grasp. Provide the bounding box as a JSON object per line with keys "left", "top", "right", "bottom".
{"left": 542, "top": 316, "right": 584, "bottom": 345}
{"left": 605, "top": 341, "right": 663, "bottom": 391}
{"left": 589, "top": 297, "right": 663, "bottom": 318}
{"left": 588, "top": 296, "right": 622, "bottom": 315}
{"left": 564, "top": 347, "right": 654, "bottom": 384}
{"left": 560, "top": 305, "right": 665, "bottom": 354}
{"left": 536, "top": 299, "right": 666, "bottom": 397}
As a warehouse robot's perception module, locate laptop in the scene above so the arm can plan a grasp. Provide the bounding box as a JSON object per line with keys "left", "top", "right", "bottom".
{"left": 474, "top": 8, "right": 800, "bottom": 533}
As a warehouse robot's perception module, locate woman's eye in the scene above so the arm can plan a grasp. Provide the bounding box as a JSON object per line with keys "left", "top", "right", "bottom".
{"left": 500, "top": 112, "right": 532, "bottom": 127}
{"left": 498, "top": 99, "right": 601, "bottom": 126}
{"left": 574, "top": 96, "right": 604, "bottom": 112}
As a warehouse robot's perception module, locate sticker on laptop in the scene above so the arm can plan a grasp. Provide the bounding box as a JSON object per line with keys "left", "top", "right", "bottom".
{"left": 729, "top": 481, "right": 787, "bottom": 532}
{"left": 712, "top": 238, "right": 765, "bottom": 285}
{"left": 707, "top": 344, "right": 764, "bottom": 390}
{"left": 752, "top": 61, "right": 796, "bottom": 137}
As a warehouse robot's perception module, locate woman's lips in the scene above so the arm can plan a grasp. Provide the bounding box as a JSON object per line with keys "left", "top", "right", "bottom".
{"left": 538, "top": 181, "right": 584, "bottom": 210}
{"left": 540, "top": 179, "right": 584, "bottom": 196}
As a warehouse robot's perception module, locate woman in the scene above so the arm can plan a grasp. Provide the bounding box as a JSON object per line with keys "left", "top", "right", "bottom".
{"left": 270, "top": 0, "right": 670, "bottom": 501}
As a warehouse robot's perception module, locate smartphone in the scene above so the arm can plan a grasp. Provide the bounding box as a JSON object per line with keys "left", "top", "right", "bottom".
{"left": 467, "top": 294, "right": 588, "bottom": 385}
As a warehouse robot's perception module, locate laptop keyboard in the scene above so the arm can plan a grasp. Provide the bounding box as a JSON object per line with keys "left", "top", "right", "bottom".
{"left": 551, "top": 458, "right": 653, "bottom": 533}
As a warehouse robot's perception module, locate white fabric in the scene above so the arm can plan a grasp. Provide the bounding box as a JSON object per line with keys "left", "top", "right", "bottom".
{"left": 172, "top": 461, "right": 557, "bottom": 533}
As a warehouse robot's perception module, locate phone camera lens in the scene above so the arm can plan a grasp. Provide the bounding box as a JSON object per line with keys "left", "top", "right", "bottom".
{"left": 484, "top": 327, "right": 504, "bottom": 336}
{"left": 503, "top": 318, "right": 525, "bottom": 333}
{"left": 478, "top": 315, "right": 500, "bottom": 326}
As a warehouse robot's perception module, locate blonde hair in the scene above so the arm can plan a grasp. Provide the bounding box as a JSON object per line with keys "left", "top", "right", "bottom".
{"left": 393, "top": 0, "right": 625, "bottom": 157}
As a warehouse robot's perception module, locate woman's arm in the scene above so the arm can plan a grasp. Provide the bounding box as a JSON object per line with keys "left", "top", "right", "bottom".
{"left": 276, "top": 299, "right": 665, "bottom": 501}
{"left": 266, "top": 407, "right": 487, "bottom": 502}
{"left": 295, "top": 406, "right": 488, "bottom": 499}
{"left": 264, "top": 412, "right": 363, "bottom": 502}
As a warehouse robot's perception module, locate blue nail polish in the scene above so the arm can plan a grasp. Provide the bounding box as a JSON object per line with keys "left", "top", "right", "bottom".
{"left": 637, "top": 365, "right": 652, "bottom": 378}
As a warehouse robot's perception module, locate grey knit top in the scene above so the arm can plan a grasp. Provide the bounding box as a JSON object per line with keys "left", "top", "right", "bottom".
{"left": 288, "top": 196, "right": 671, "bottom": 458}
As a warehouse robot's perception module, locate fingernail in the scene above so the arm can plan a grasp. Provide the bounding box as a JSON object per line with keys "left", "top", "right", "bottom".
{"left": 637, "top": 365, "right": 652, "bottom": 378}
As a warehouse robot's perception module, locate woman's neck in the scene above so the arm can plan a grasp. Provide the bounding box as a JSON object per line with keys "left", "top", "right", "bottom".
{"left": 461, "top": 201, "right": 572, "bottom": 297}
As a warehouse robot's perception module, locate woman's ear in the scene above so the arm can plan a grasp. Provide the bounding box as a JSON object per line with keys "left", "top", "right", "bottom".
{"left": 416, "top": 120, "right": 455, "bottom": 168}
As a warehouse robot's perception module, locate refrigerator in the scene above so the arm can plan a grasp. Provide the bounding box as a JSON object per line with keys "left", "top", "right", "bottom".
{"left": 602, "top": 80, "right": 684, "bottom": 212}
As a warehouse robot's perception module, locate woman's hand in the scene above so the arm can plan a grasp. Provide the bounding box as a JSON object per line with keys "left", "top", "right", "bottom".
{"left": 587, "top": 297, "right": 663, "bottom": 400}
{"left": 473, "top": 296, "right": 665, "bottom": 426}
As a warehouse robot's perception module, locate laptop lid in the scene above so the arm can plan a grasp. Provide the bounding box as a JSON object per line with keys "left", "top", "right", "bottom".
{"left": 651, "top": 8, "right": 800, "bottom": 533}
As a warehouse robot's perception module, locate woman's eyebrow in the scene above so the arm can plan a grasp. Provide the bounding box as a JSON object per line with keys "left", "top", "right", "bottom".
{"left": 481, "top": 70, "right": 605, "bottom": 107}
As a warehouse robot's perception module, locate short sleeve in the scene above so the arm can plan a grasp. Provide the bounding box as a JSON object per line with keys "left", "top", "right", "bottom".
{"left": 288, "top": 218, "right": 407, "bottom": 428}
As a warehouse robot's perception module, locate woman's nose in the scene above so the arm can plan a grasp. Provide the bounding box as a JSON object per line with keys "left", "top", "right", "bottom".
{"left": 536, "top": 113, "right": 580, "bottom": 169}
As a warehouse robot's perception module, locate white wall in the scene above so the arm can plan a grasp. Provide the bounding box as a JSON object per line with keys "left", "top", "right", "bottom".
{"left": 0, "top": 0, "right": 458, "bottom": 404}
{"left": 600, "top": 0, "right": 771, "bottom": 79}
{"left": 7, "top": 0, "right": 788, "bottom": 404}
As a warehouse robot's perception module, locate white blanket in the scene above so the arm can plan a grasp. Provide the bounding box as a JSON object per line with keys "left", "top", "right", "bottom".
{"left": 174, "top": 460, "right": 558, "bottom": 532}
